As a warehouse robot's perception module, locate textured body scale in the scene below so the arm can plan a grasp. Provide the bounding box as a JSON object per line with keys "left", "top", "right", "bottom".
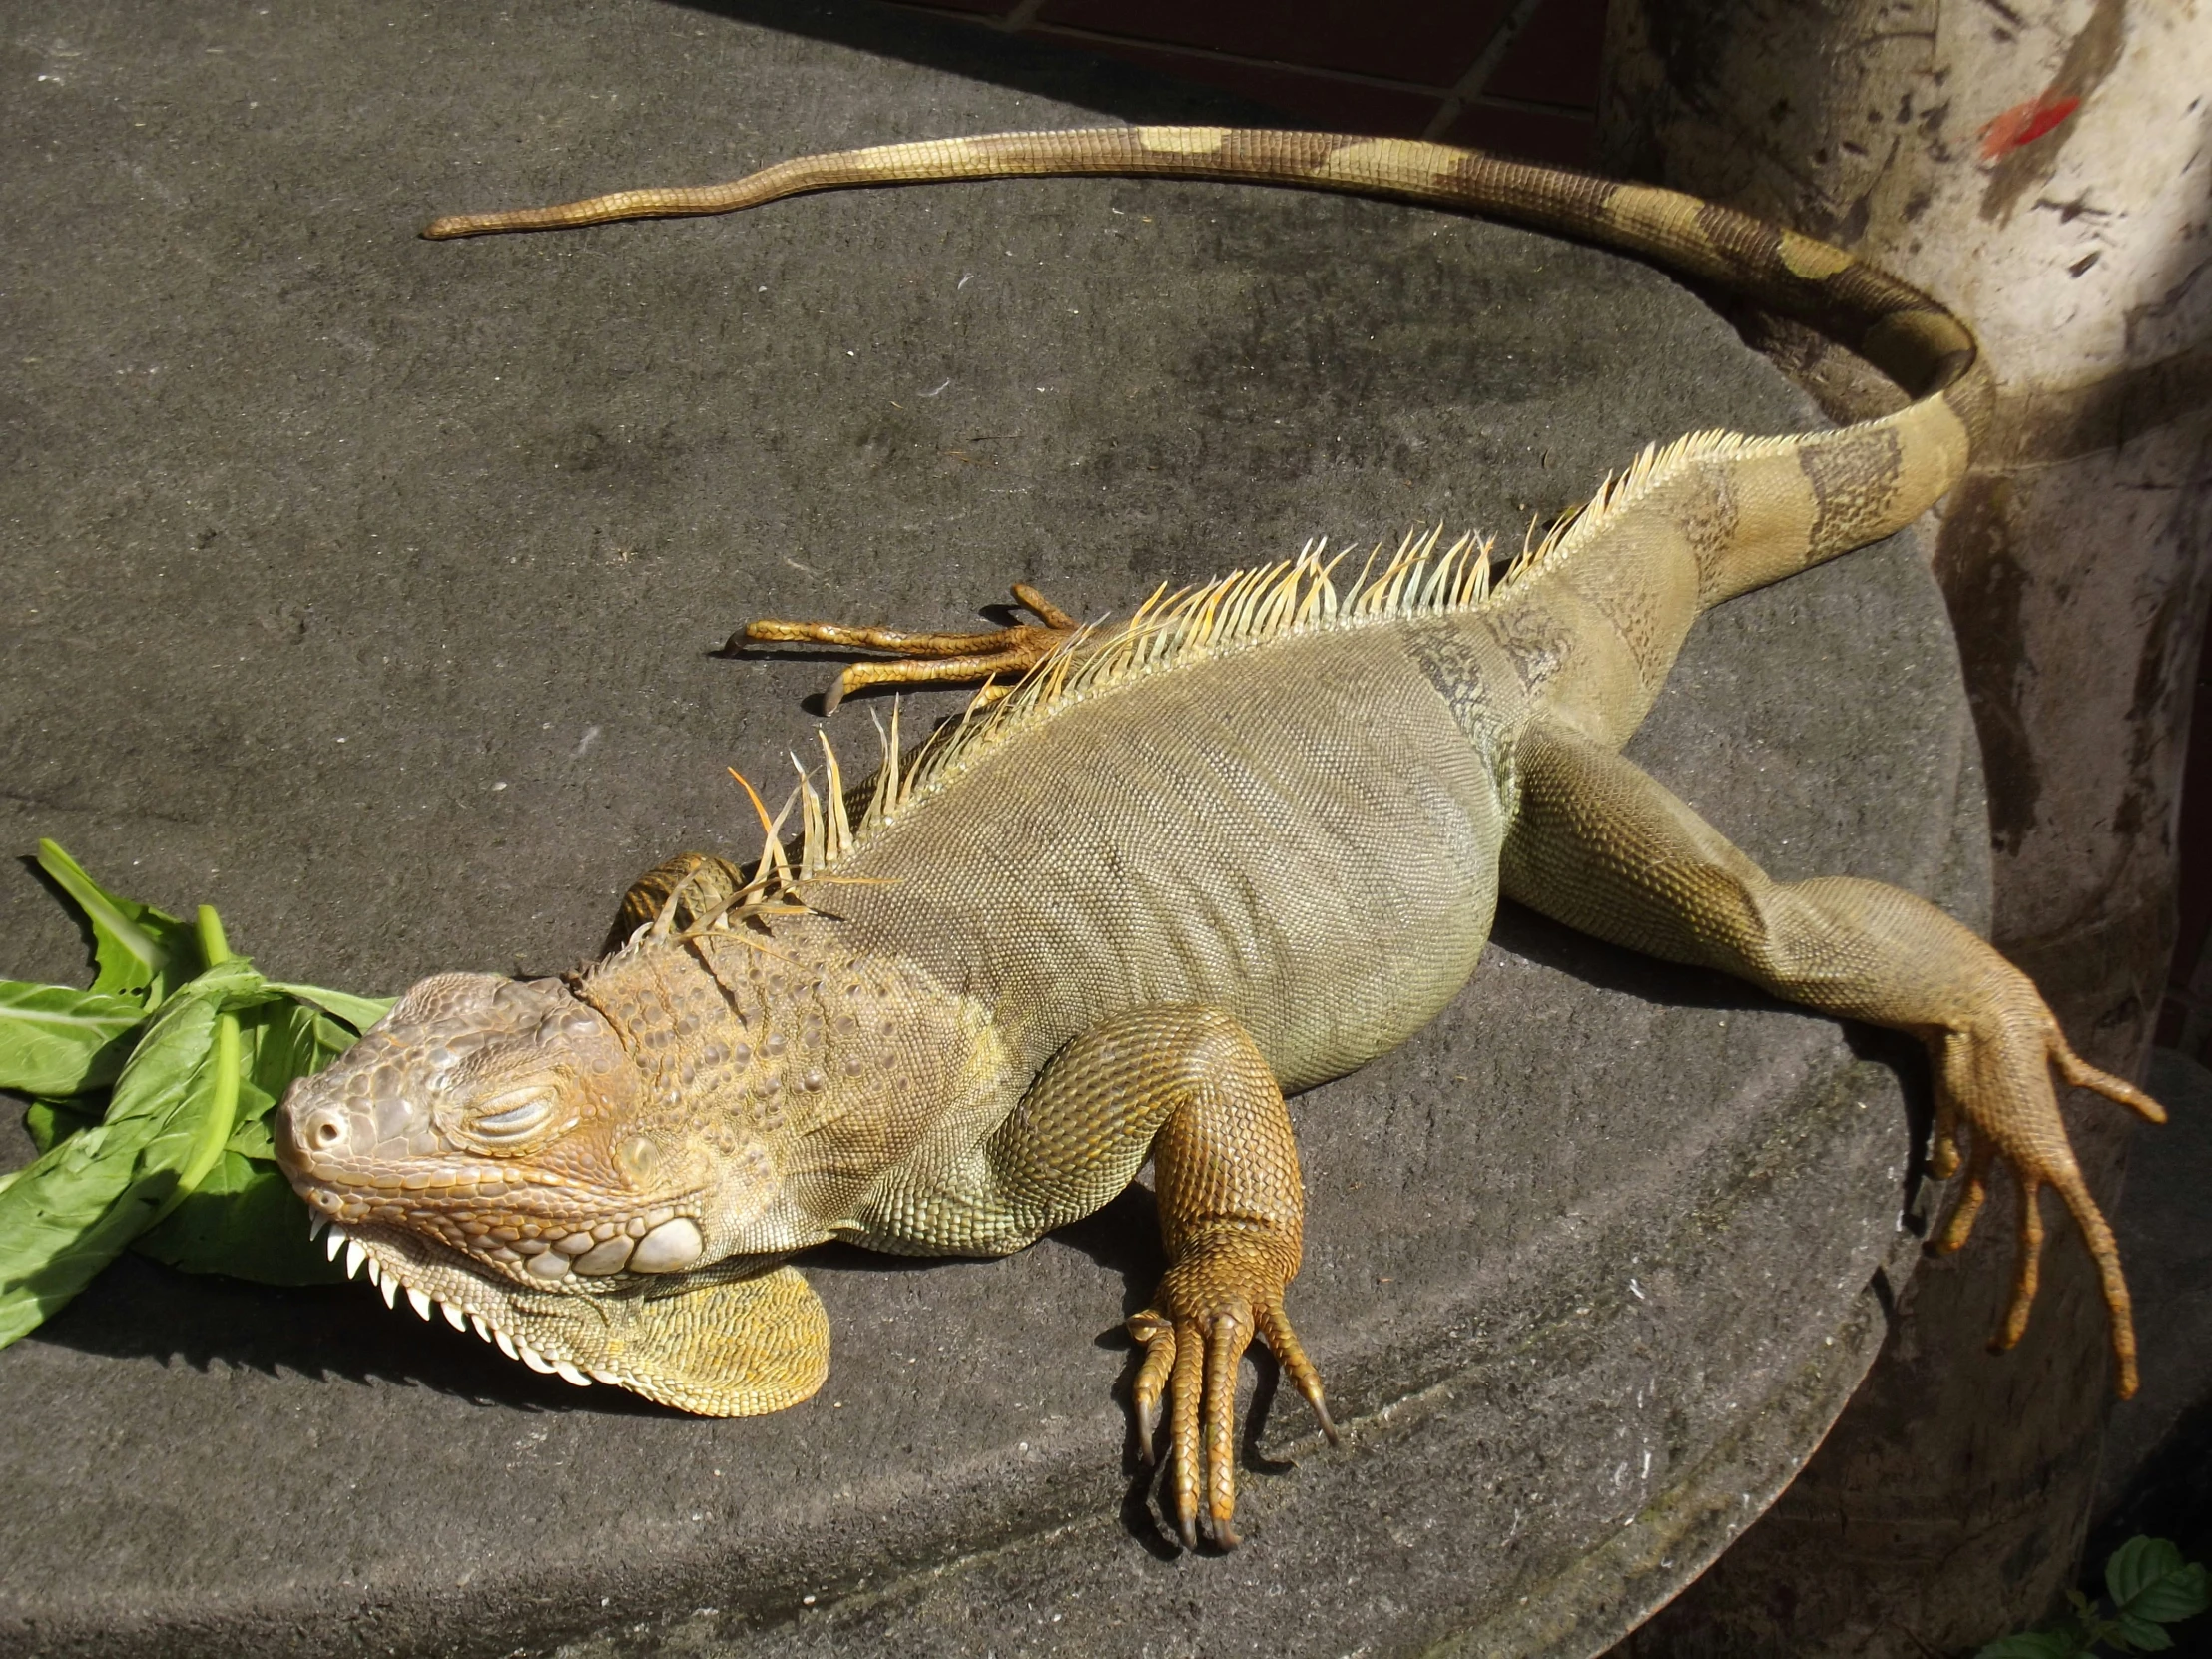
{"left": 275, "top": 128, "right": 2165, "bottom": 1551}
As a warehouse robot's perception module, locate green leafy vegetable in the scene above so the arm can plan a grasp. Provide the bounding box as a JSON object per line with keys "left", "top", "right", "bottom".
{"left": 0, "top": 981, "right": 146, "bottom": 1097}
{"left": 21, "top": 1098, "right": 103, "bottom": 1154}
{"left": 0, "top": 956, "right": 271, "bottom": 1345}
{"left": 34, "top": 839, "right": 198, "bottom": 1000}
{"left": 0, "top": 843, "right": 391, "bottom": 1345}
{"left": 268, "top": 982, "right": 397, "bottom": 1035}
{"left": 134, "top": 1150, "right": 344, "bottom": 1285}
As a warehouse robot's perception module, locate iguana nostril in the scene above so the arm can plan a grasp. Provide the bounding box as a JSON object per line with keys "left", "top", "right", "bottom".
{"left": 310, "top": 1115, "right": 344, "bottom": 1148}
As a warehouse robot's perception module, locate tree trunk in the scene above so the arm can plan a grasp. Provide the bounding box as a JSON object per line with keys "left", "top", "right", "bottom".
{"left": 1595, "top": 1, "right": 2212, "bottom": 1652}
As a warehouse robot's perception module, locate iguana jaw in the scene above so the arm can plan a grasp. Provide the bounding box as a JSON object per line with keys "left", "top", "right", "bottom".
{"left": 307, "top": 1214, "right": 830, "bottom": 1416}
{"left": 314, "top": 1216, "right": 613, "bottom": 1388}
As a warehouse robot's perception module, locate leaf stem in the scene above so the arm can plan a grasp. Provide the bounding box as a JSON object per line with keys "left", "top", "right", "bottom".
{"left": 149, "top": 908, "right": 243, "bottom": 1225}
{"left": 194, "top": 904, "right": 232, "bottom": 971}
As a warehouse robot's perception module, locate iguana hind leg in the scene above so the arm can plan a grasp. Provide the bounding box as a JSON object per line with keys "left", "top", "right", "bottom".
{"left": 740, "top": 582, "right": 1079, "bottom": 710}
{"left": 1499, "top": 719, "right": 2165, "bottom": 1396}
{"left": 1112, "top": 1008, "right": 1339, "bottom": 1550}
{"left": 849, "top": 1004, "right": 1336, "bottom": 1549}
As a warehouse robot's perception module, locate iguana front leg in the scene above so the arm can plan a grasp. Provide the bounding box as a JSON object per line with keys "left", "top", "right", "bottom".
{"left": 1500, "top": 720, "right": 2166, "bottom": 1394}
{"left": 850, "top": 1005, "right": 1335, "bottom": 1549}
{"left": 740, "top": 583, "right": 1080, "bottom": 710}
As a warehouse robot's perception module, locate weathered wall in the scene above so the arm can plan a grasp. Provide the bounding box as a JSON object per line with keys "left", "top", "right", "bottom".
{"left": 1598, "top": 1, "right": 2212, "bottom": 1651}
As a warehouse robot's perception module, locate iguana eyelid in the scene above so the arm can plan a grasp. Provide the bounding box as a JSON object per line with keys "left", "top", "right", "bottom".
{"left": 467, "top": 1086, "right": 557, "bottom": 1140}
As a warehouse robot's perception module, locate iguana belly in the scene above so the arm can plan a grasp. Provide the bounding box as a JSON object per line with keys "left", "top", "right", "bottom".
{"left": 830, "top": 624, "right": 1515, "bottom": 1092}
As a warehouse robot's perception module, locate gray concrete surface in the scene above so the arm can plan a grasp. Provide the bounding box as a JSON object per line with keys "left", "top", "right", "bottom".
{"left": 0, "top": 3, "right": 1986, "bottom": 1655}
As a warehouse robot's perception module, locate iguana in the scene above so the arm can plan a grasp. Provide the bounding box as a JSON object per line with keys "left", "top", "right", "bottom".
{"left": 275, "top": 128, "right": 2166, "bottom": 1551}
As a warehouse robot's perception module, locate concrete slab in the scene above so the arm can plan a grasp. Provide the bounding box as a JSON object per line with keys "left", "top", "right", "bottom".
{"left": 0, "top": 2, "right": 1983, "bottom": 1654}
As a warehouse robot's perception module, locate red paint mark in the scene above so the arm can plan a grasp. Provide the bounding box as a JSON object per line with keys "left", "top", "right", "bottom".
{"left": 1979, "top": 92, "right": 2082, "bottom": 160}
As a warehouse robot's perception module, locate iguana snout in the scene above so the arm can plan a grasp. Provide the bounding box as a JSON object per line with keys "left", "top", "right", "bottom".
{"left": 276, "top": 969, "right": 717, "bottom": 1290}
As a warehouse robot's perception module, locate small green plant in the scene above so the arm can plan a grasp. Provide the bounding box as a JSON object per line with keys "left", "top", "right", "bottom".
{"left": 1977, "top": 1535, "right": 2209, "bottom": 1657}
{"left": 0, "top": 841, "right": 392, "bottom": 1345}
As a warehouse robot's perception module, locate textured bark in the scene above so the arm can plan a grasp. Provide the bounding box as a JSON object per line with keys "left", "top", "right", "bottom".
{"left": 1596, "top": 1, "right": 2212, "bottom": 1653}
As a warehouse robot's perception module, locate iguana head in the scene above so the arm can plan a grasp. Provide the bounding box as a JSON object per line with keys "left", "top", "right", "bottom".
{"left": 273, "top": 951, "right": 823, "bottom": 1410}
{"left": 275, "top": 968, "right": 756, "bottom": 1282}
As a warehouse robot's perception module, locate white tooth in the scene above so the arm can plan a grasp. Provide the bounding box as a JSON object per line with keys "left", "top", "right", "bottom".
{"left": 308, "top": 1215, "right": 329, "bottom": 1242}
{"left": 344, "top": 1239, "right": 367, "bottom": 1279}
{"left": 553, "top": 1361, "right": 591, "bottom": 1387}
{"left": 470, "top": 1313, "right": 492, "bottom": 1342}
{"left": 630, "top": 1217, "right": 705, "bottom": 1273}
{"left": 588, "top": 1369, "right": 624, "bottom": 1385}
{"left": 407, "top": 1288, "right": 433, "bottom": 1321}
{"left": 441, "top": 1301, "right": 467, "bottom": 1332}
{"left": 378, "top": 1273, "right": 398, "bottom": 1310}
{"left": 494, "top": 1331, "right": 519, "bottom": 1361}
{"left": 365, "top": 1257, "right": 382, "bottom": 1289}
{"left": 325, "top": 1225, "right": 349, "bottom": 1262}
{"left": 519, "top": 1345, "right": 558, "bottom": 1375}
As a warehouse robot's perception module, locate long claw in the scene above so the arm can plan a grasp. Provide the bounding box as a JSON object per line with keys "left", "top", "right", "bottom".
{"left": 2051, "top": 1038, "right": 2167, "bottom": 1123}
{"left": 2049, "top": 1171, "right": 2141, "bottom": 1397}
{"left": 1994, "top": 1177, "right": 2045, "bottom": 1352}
{"left": 1204, "top": 1313, "right": 1251, "bottom": 1546}
{"left": 1011, "top": 581, "right": 1078, "bottom": 631}
{"left": 1129, "top": 1315, "right": 1175, "bottom": 1466}
{"left": 821, "top": 652, "right": 1026, "bottom": 713}
{"left": 1929, "top": 1092, "right": 1963, "bottom": 1179}
{"left": 1935, "top": 1137, "right": 1994, "bottom": 1254}
{"left": 1258, "top": 1302, "right": 1337, "bottom": 1444}
{"left": 741, "top": 583, "right": 1082, "bottom": 710}
{"left": 1170, "top": 1330, "right": 1205, "bottom": 1550}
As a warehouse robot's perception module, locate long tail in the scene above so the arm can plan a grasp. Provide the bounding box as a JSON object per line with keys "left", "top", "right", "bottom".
{"left": 424, "top": 126, "right": 1988, "bottom": 604}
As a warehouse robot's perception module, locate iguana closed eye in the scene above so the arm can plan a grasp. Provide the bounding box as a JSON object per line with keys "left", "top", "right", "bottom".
{"left": 277, "top": 127, "right": 2165, "bottom": 1552}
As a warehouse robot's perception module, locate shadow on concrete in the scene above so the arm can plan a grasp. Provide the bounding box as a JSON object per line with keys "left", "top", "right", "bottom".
{"left": 662, "top": 0, "right": 1314, "bottom": 131}
{"left": 1493, "top": 898, "right": 1941, "bottom": 1236}
{"left": 26, "top": 1254, "right": 680, "bottom": 1416}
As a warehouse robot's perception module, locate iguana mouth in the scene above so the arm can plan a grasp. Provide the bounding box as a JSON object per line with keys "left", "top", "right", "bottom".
{"left": 312, "top": 1216, "right": 615, "bottom": 1389}
{"left": 289, "top": 1162, "right": 709, "bottom": 1283}
{"left": 308, "top": 1213, "right": 821, "bottom": 1416}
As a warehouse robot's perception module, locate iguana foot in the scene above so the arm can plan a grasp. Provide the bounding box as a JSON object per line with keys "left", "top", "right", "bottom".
{"left": 1923, "top": 982, "right": 2165, "bottom": 1396}
{"left": 740, "top": 583, "right": 1079, "bottom": 711}
{"left": 1128, "top": 1233, "right": 1336, "bottom": 1550}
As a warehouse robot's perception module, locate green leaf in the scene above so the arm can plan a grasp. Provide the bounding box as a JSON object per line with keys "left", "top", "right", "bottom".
{"left": 1974, "top": 1634, "right": 2085, "bottom": 1659}
{"left": 243, "top": 1001, "right": 371, "bottom": 1106}
{"left": 2110, "top": 1611, "right": 2173, "bottom": 1650}
{"left": 2110, "top": 1538, "right": 2185, "bottom": 1607}
{"left": 0, "top": 981, "right": 146, "bottom": 1096}
{"left": 34, "top": 840, "right": 196, "bottom": 999}
{"left": 130, "top": 1151, "right": 342, "bottom": 1285}
{"left": 2135, "top": 1561, "right": 2210, "bottom": 1626}
{"left": 225, "top": 1114, "right": 276, "bottom": 1161}
{"left": 23, "top": 1097, "right": 104, "bottom": 1155}
{"left": 2108, "top": 1538, "right": 2209, "bottom": 1627}
{"left": 268, "top": 982, "right": 394, "bottom": 1035}
{"left": 0, "top": 958, "right": 272, "bottom": 1347}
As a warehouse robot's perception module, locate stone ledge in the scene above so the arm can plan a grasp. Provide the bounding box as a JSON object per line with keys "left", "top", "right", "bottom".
{"left": 0, "top": 3, "right": 1982, "bottom": 1654}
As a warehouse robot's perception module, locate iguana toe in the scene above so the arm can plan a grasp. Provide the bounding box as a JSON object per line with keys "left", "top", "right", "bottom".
{"left": 1128, "top": 1259, "right": 1330, "bottom": 1550}
{"left": 741, "top": 582, "right": 1080, "bottom": 710}
{"left": 1925, "top": 983, "right": 2156, "bottom": 1397}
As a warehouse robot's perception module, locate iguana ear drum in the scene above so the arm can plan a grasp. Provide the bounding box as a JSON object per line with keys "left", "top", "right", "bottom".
{"left": 630, "top": 1217, "right": 705, "bottom": 1272}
